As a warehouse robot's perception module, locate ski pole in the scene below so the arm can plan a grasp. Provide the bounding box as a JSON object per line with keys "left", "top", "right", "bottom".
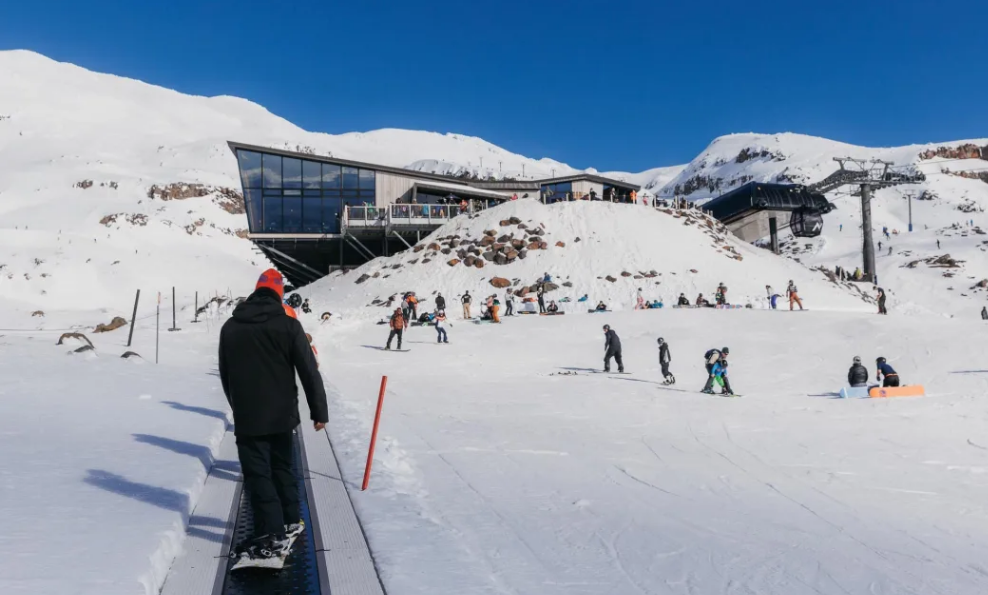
{"left": 361, "top": 376, "right": 388, "bottom": 491}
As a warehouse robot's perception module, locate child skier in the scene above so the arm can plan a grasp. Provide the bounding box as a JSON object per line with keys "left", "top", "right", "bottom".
{"left": 434, "top": 310, "right": 449, "bottom": 343}
{"left": 710, "top": 358, "right": 734, "bottom": 395}
{"left": 657, "top": 337, "right": 674, "bottom": 384}
{"left": 701, "top": 347, "right": 732, "bottom": 394}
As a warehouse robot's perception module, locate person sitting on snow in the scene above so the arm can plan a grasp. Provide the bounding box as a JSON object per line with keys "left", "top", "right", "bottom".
{"left": 578, "top": 294, "right": 589, "bottom": 303}
{"left": 595, "top": 301, "right": 608, "bottom": 312}
{"left": 847, "top": 356, "right": 869, "bottom": 387}
{"left": 547, "top": 301, "right": 559, "bottom": 314}
{"left": 695, "top": 293, "right": 710, "bottom": 307}
{"left": 677, "top": 293, "right": 690, "bottom": 306}
{"left": 651, "top": 299, "right": 662, "bottom": 309}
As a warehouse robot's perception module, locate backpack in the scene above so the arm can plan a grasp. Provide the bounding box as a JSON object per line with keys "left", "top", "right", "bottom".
{"left": 704, "top": 349, "right": 719, "bottom": 360}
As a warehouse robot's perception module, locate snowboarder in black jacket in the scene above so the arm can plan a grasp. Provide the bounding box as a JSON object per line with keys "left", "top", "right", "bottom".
{"left": 603, "top": 325, "right": 624, "bottom": 373}
{"left": 658, "top": 337, "right": 674, "bottom": 384}
{"left": 435, "top": 293, "right": 446, "bottom": 312}
{"left": 847, "top": 356, "right": 869, "bottom": 387}
{"left": 876, "top": 288, "right": 888, "bottom": 315}
{"left": 537, "top": 283, "right": 546, "bottom": 314}
{"left": 219, "top": 269, "right": 328, "bottom": 562}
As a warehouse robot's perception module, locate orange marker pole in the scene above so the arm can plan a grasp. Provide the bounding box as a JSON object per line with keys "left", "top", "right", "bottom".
{"left": 361, "top": 376, "right": 388, "bottom": 491}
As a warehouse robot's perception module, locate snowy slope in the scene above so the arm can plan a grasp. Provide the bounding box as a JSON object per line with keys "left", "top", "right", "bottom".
{"left": 304, "top": 200, "right": 872, "bottom": 317}
{"left": 315, "top": 305, "right": 988, "bottom": 595}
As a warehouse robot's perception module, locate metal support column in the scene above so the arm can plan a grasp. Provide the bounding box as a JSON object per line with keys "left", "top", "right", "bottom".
{"left": 769, "top": 216, "right": 780, "bottom": 254}
{"left": 861, "top": 184, "right": 877, "bottom": 282}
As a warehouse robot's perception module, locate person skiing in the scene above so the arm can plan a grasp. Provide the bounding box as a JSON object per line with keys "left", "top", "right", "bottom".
{"left": 701, "top": 347, "right": 730, "bottom": 394}
{"left": 434, "top": 310, "right": 449, "bottom": 343}
{"left": 461, "top": 291, "right": 472, "bottom": 319}
{"left": 385, "top": 308, "right": 405, "bottom": 350}
{"left": 787, "top": 280, "right": 803, "bottom": 310}
{"left": 504, "top": 290, "right": 515, "bottom": 316}
{"left": 537, "top": 283, "right": 547, "bottom": 314}
{"left": 878, "top": 240, "right": 882, "bottom": 251}
{"left": 657, "top": 337, "right": 674, "bottom": 384}
{"left": 602, "top": 325, "right": 624, "bottom": 373}
{"left": 876, "top": 287, "right": 888, "bottom": 315}
{"left": 218, "top": 269, "right": 328, "bottom": 566}
{"left": 677, "top": 293, "right": 690, "bottom": 307}
{"left": 876, "top": 356, "right": 899, "bottom": 387}
{"left": 937, "top": 239, "right": 941, "bottom": 250}
{"left": 710, "top": 358, "right": 734, "bottom": 396}
{"left": 847, "top": 356, "right": 869, "bottom": 387}
{"left": 435, "top": 293, "right": 446, "bottom": 312}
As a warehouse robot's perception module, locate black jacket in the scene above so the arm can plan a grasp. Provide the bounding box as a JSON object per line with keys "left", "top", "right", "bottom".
{"left": 677, "top": 296, "right": 690, "bottom": 306}
{"left": 219, "top": 288, "right": 328, "bottom": 437}
{"left": 659, "top": 343, "right": 671, "bottom": 364}
{"left": 435, "top": 295, "right": 446, "bottom": 311}
{"left": 604, "top": 329, "right": 622, "bottom": 354}
{"left": 847, "top": 363, "right": 869, "bottom": 386}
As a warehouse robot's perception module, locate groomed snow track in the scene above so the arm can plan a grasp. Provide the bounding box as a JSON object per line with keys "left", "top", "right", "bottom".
{"left": 162, "top": 405, "right": 385, "bottom": 595}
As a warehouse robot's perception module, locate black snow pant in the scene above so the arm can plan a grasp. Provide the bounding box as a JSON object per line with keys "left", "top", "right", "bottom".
{"left": 878, "top": 298, "right": 887, "bottom": 315}
{"left": 703, "top": 373, "right": 733, "bottom": 393}
{"left": 883, "top": 375, "right": 900, "bottom": 387}
{"left": 236, "top": 431, "right": 298, "bottom": 539}
{"left": 538, "top": 296, "right": 546, "bottom": 314}
{"left": 506, "top": 301, "right": 514, "bottom": 316}
{"left": 604, "top": 350, "right": 623, "bottom": 372}
{"left": 386, "top": 329, "right": 403, "bottom": 349}
{"left": 661, "top": 362, "right": 672, "bottom": 380}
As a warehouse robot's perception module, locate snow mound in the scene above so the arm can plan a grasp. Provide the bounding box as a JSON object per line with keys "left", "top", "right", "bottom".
{"left": 306, "top": 201, "right": 871, "bottom": 318}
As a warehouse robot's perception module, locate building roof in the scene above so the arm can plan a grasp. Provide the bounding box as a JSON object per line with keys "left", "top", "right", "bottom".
{"left": 412, "top": 179, "right": 512, "bottom": 200}
{"left": 227, "top": 141, "right": 640, "bottom": 193}
{"left": 704, "top": 182, "right": 833, "bottom": 224}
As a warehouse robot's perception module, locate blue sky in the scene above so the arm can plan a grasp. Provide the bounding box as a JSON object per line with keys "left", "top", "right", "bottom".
{"left": 2, "top": 0, "right": 985, "bottom": 171}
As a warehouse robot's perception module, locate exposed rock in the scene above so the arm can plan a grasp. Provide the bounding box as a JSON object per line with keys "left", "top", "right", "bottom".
{"left": 499, "top": 219, "right": 512, "bottom": 227}
{"left": 574, "top": 237, "right": 581, "bottom": 243}
{"left": 408, "top": 259, "right": 419, "bottom": 265}
{"left": 511, "top": 239, "right": 526, "bottom": 250}
{"left": 530, "top": 228, "right": 544, "bottom": 236}
{"left": 494, "top": 253, "right": 508, "bottom": 265}
{"left": 447, "top": 259, "right": 460, "bottom": 267}
{"left": 73, "top": 345, "right": 96, "bottom": 354}
{"left": 621, "top": 271, "right": 632, "bottom": 277}
{"left": 491, "top": 277, "right": 511, "bottom": 288}
{"left": 372, "top": 272, "right": 381, "bottom": 278}
{"left": 427, "top": 242, "right": 441, "bottom": 251}
{"left": 492, "top": 243, "right": 505, "bottom": 253}
{"left": 634, "top": 275, "right": 643, "bottom": 279}
{"left": 56, "top": 332, "right": 93, "bottom": 348}
{"left": 518, "top": 223, "right": 528, "bottom": 230}
{"left": 355, "top": 273, "right": 371, "bottom": 284}
{"left": 484, "top": 229, "right": 497, "bottom": 237}
{"left": 539, "top": 241, "right": 548, "bottom": 250}
{"left": 542, "top": 282, "right": 559, "bottom": 292}
{"left": 527, "top": 242, "right": 541, "bottom": 250}
{"left": 413, "top": 244, "right": 425, "bottom": 253}
{"left": 441, "top": 248, "right": 452, "bottom": 255}
{"left": 690, "top": 269, "right": 698, "bottom": 273}
{"left": 562, "top": 281, "right": 573, "bottom": 287}
{"left": 93, "top": 316, "right": 128, "bottom": 333}
{"left": 505, "top": 249, "right": 519, "bottom": 260}
{"left": 555, "top": 241, "right": 566, "bottom": 248}
{"left": 480, "top": 236, "right": 496, "bottom": 247}
{"left": 605, "top": 275, "right": 617, "bottom": 283}
{"left": 31, "top": 310, "right": 44, "bottom": 317}
{"left": 497, "top": 234, "right": 513, "bottom": 243}
{"left": 482, "top": 251, "right": 496, "bottom": 261}
{"left": 449, "top": 239, "right": 461, "bottom": 248}
{"left": 456, "top": 249, "right": 468, "bottom": 259}
{"left": 474, "top": 259, "right": 485, "bottom": 269}
{"left": 508, "top": 217, "right": 522, "bottom": 225}
{"left": 422, "top": 258, "right": 431, "bottom": 264}
{"left": 518, "top": 250, "right": 527, "bottom": 259}
{"left": 120, "top": 351, "right": 142, "bottom": 359}
{"left": 464, "top": 256, "right": 477, "bottom": 267}
{"left": 391, "top": 264, "right": 402, "bottom": 269}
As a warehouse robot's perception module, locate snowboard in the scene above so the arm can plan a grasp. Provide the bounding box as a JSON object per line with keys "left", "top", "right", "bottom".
{"left": 231, "top": 532, "right": 300, "bottom": 571}
{"left": 381, "top": 347, "right": 410, "bottom": 352}
{"left": 595, "top": 370, "right": 631, "bottom": 375}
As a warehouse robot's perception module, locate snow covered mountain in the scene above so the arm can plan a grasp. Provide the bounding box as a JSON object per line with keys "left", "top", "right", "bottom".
{"left": 1, "top": 49, "right": 985, "bottom": 320}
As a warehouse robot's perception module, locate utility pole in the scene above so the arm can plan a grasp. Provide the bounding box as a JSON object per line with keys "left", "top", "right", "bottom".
{"left": 522, "top": 164, "right": 526, "bottom": 178}
{"left": 905, "top": 190, "right": 914, "bottom": 232}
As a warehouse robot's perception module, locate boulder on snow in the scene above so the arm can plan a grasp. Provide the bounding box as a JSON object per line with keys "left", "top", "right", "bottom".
{"left": 492, "top": 243, "right": 505, "bottom": 253}
{"left": 427, "top": 242, "right": 441, "bottom": 251}
{"left": 494, "top": 253, "right": 508, "bottom": 265}
{"left": 31, "top": 310, "right": 44, "bottom": 317}
{"left": 634, "top": 275, "right": 643, "bottom": 280}
{"left": 574, "top": 237, "right": 581, "bottom": 242}
{"left": 413, "top": 244, "right": 425, "bottom": 252}
{"left": 505, "top": 249, "right": 519, "bottom": 260}
{"left": 542, "top": 282, "right": 559, "bottom": 292}
{"left": 484, "top": 229, "right": 497, "bottom": 237}
{"left": 539, "top": 241, "right": 548, "bottom": 250}
{"left": 474, "top": 259, "right": 485, "bottom": 269}
{"left": 555, "top": 241, "right": 566, "bottom": 248}
{"left": 447, "top": 258, "right": 460, "bottom": 267}
{"left": 449, "top": 239, "right": 461, "bottom": 248}
{"left": 497, "top": 234, "right": 513, "bottom": 243}
{"left": 464, "top": 256, "right": 476, "bottom": 267}
{"left": 57, "top": 332, "right": 94, "bottom": 349}
{"left": 422, "top": 258, "right": 431, "bottom": 264}
{"left": 441, "top": 248, "right": 452, "bottom": 255}
{"left": 499, "top": 220, "right": 512, "bottom": 227}
{"left": 621, "top": 271, "right": 632, "bottom": 277}
{"left": 120, "top": 351, "right": 142, "bottom": 359}
{"left": 605, "top": 275, "right": 617, "bottom": 283}
{"left": 482, "top": 251, "right": 496, "bottom": 262}
{"left": 490, "top": 277, "right": 511, "bottom": 288}
{"left": 480, "top": 236, "right": 496, "bottom": 247}
{"left": 518, "top": 250, "right": 527, "bottom": 259}
{"left": 527, "top": 242, "right": 541, "bottom": 250}
{"left": 562, "top": 281, "right": 573, "bottom": 288}
{"left": 517, "top": 223, "right": 528, "bottom": 230}
{"left": 508, "top": 216, "right": 522, "bottom": 225}
{"left": 456, "top": 249, "right": 468, "bottom": 259}
{"left": 530, "top": 228, "right": 544, "bottom": 236}
{"left": 93, "top": 316, "right": 128, "bottom": 334}
{"left": 510, "top": 239, "right": 525, "bottom": 250}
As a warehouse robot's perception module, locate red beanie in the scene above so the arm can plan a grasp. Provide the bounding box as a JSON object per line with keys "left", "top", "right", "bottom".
{"left": 256, "top": 268, "right": 285, "bottom": 298}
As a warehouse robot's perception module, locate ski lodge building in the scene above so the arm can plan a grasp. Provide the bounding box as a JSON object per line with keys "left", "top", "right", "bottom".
{"left": 229, "top": 142, "right": 640, "bottom": 286}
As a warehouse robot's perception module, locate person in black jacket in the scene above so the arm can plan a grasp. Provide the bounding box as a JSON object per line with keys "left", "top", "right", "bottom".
{"left": 435, "top": 293, "right": 446, "bottom": 312}
{"left": 876, "top": 288, "right": 887, "bottom": 315}
{"left": 847, "top": 356, "right": 869, "bottom": 387}
{"left": 219, "top": 269, "right": 328, "bottom": 562}
{"left": 603, "top": 325, "right": 624, "bottom": 373}
{"left": 537, "top": 283, "right": 546, "bottom": 314}
{"left": 657, "top": 337, "right": 674, "bottom": 384}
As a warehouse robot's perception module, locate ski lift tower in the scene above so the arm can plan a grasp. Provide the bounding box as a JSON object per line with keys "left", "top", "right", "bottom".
{"left": 808, "top": 158, "right": 925, "bottom": 283}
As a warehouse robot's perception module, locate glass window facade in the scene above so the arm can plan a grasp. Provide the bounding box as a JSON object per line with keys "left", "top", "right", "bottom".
{"left": 237, "top": 150, "right": 376, "bottom": 234}
{"left": 541, "top": 182, "right": 572, "bottom": 204}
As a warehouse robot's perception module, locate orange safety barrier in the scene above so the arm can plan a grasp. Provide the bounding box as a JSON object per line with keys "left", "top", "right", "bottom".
{"left": 869, "top": 385, "right": 925, "bottom": 398}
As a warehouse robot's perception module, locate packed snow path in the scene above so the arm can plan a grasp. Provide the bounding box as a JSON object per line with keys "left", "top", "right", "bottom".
{"left": 320, "top": 309, "right": 988, "bottom": 595}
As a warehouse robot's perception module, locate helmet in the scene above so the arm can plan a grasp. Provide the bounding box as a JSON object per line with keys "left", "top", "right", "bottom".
{"left": 853, "top": 356, "right": 861, "bottom": 364}
{"left": 722, "top": 347, "right": 730, "bottom": 354}
{"left": 603, "top": 324, "right": 610, "bottom": 331}
{"left": 657, "top": 337, "right": 664, "bottom": 344}
{"left": 876, "top": 356, "right": 886, "bottom": 365}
